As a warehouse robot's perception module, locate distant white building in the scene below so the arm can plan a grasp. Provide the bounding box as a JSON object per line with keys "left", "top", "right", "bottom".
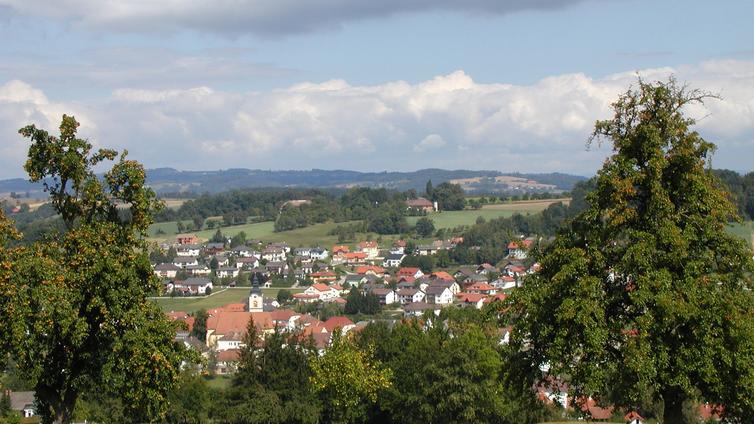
{"left": 176, "top": 244, "right": 202, "bottom": 257}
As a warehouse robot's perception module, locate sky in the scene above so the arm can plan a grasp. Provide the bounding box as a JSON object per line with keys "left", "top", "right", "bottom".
{"left": 0, "top": 0, "right": 753, "bottom": 179}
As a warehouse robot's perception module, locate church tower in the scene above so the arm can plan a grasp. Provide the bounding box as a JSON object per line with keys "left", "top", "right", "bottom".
{"left": 248, "top": 272, "right": 264, "bottom": 313}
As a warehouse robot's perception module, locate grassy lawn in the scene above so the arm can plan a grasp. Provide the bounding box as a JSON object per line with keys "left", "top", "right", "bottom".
{"left": 407, "top": 199, "right": 570, "bottom": 230}
{"left": 480, "top": 198, "right": 570, "bottom": 211}
{"left": 727, "top": 221, "right": 754, "bottom": 247}
{"left": 203, "top": 375, "right": 233, "bottom": 390}
{"left": 152, "top": 287, "right": 303, "bottom": 313}
{"left": 148, "top": 220, "right": 195, "bottom": 237}
{"left": 150, "top": 219, "right": 386, "bottom": 247}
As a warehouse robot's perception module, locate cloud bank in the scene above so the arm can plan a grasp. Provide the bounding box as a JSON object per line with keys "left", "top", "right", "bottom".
{"left": 1, "top": 59, "right": 753, "bottom": 179}
{"left": 0, "top": 0, "right": 589, "bottom": 36}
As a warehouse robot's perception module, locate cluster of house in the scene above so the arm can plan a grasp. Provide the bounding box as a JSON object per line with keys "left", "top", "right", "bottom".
{"left": 154, "top": 234, "right": 334, "bottom": 294}
{"left": 293, "top": 261, "right": 539, "bottom": 318}
{"left": 169, "top": 280, "right": 367, "bottom": 374}
{"left": 152, "top": 233, "right": 473, "bottom": 296}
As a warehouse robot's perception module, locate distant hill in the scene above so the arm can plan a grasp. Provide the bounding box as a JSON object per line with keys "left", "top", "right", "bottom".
{"left": 0, "top": 168, "right": 588, "bottom": 197}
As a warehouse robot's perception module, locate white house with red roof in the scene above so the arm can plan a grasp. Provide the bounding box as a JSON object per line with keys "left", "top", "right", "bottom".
{"left": 466, "top": 282, "right": 497, "bottom": 295}
{"left": 456, "top": 292, "right": 487, "bottom": 309}
{"left": 304, "top": 283, "right": 339, "bottom": 301}
{"left": 323, "top": 316, "right": 355, "bottom": 334}
{"left": 358, "top": 241, "right": 379, "bottom": 259}
{"left": 507, "top": 238, "right": 534, "bottom": 259}
{"left": 397, "top": 267, "right": 424, "bottom": 279}
{"left": 355, "top": 265, "right": 385, "bottom": 276}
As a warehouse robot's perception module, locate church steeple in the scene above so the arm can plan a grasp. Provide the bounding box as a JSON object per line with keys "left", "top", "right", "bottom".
{"left": 248, "top": 272, "right": 263, "bottom": 312}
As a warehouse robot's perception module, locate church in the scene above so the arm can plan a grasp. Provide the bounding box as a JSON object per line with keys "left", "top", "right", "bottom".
{"left": 248, "top": 272, "right": 264, "bottom": 313}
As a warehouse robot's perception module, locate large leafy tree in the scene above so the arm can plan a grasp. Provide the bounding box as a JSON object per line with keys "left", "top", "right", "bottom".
{"left": 507, "top": 80, "right": 754, "bottom": 423}
{"left": 309, "top": 332, "right": 392, "bottom": 424}
{"left": 1, "top": 115, "right": 188, "bottom": 423}
{"left": 222, "top": 321, "right": 321, "bottom": 424}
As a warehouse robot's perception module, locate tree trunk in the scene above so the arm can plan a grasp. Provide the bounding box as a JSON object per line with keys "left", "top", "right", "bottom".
{"left": 663, "top": 394, "right": 687, "bottom": 424}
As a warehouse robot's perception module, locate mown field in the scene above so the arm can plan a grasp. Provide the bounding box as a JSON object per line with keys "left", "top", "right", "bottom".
{"left": 727, "top": 221, "right": 754, "bottom": 247}
{"left": 407, "top": 198, "right": 570, "bottom": 230}
{"left": 148, "top": 199, "right": 572, "bottom": 243}
{"left": 152, "top": 287, "right": 303, "bottom": 313}
{"left": 146, "top": 198, "right": 753, "bottom": 248}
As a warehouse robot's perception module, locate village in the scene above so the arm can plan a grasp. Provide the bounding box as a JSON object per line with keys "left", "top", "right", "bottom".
{"left": 155, "top": 229, "right": 537, "bottom": 362}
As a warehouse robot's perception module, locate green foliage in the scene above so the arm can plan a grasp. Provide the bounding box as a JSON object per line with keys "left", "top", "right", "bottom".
{"left": 344, "top": 288, "right": 381, "bottom": 315}
{"left": 210, "top": 228, "right": 225, "bottom": 243}
{"left": 276, "top": 289, "right": 293, "bottom": 304}
{"left": 222, "top": 321, "right": 321, "bottom": 424}
{"left": 309, "top": 333, "right": 392, "bottom": 424}
{"left": 354, "top": 317, "right": 537, "bottom": 423}
{"left": 432, "top": 182, "right": 465, "bottom": 211}
{"left": 0, "top": 115, "right": 190, "bottom": 424}
{"left": 0, "top": 391, "right": 10, "bottom": 417}
{"left": 508, "top": 79, "right": 754, "bottom": 423}
{"left": 366, "top": 204, "right": 409, "bottom": 235}
{"left": 400, "top": 254, "right": 435, "bottom": 273}
{"left": 713, "top": 169, "right": 754, "bottom": 220}
{"left": 191, "top": 309, "right": 209, "bottom": 342}
{"left": 414, "top": 216, "right": 435, "bottom": 237}
{"left": 164, "top": 370, "right": 211, "bottom": 424}
{"left": 230, "top": 231, "right": 247, "bottom": 248}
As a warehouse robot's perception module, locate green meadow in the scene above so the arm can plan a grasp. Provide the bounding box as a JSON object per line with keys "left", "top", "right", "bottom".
{"left": 152, "top": 287, "right": 303, "bottom": 313}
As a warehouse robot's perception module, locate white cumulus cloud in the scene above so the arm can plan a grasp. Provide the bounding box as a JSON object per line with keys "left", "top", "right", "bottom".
{"left": 1, "top": 59, "right": 753, "bottom": 179}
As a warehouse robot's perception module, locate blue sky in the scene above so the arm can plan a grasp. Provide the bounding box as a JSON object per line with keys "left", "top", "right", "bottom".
{"left": 0, "top": 0, "right": 752, "bottom": 178}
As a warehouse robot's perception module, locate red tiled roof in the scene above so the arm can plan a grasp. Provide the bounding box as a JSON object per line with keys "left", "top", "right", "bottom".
{"left": 508, "top": 239, "right": 533, "bottom": 250}
{"left": 625, "top": 411, "right": 644, "bottom": 422}
{"left": 698, "top": 404, "right": 723, "bottom": 420}
{"left": 356, "top": 265, "right": 385, "bottom": 275}
{"left": 311, "top": 283, "right": 333, "bottom": 292}
{"left": 483, "top": 293, "right": 508, "bottom": 303}
{"left": 217, "top": 349, "right": 240, "bottom": 362}
{"left": 302, "top": 324, "right": 328, "bottom": 336}
{"left": 577, "top": 398, "right": 614, "bottom": 420}
{"left": 405, "top": 197, "right": 433, "bottom": 208}
{"left": 310, "top": 332, "right": 331, "bottom": 349}
{"left": 397, "top": 267, "right": 421, "bottom": 276}
{"left": 323, "top": 316, "right": 355, "bottom": 333}
{"left": 332, "top": 245, "right": 350, "bottom": 254}
{"left": 431, "top": 271, "right": 455, "bottom": 281}
{"left": 468, "top": 282, "right": 495, "bottom": 291}
{"left": 207, "top": 311, "right": 252, "bottom": 336}
{"left": 456, "top": 293, "right": 486, "bottom": 303}
{"left": 268, "top": 309, "right": 299, "bottom": 321}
